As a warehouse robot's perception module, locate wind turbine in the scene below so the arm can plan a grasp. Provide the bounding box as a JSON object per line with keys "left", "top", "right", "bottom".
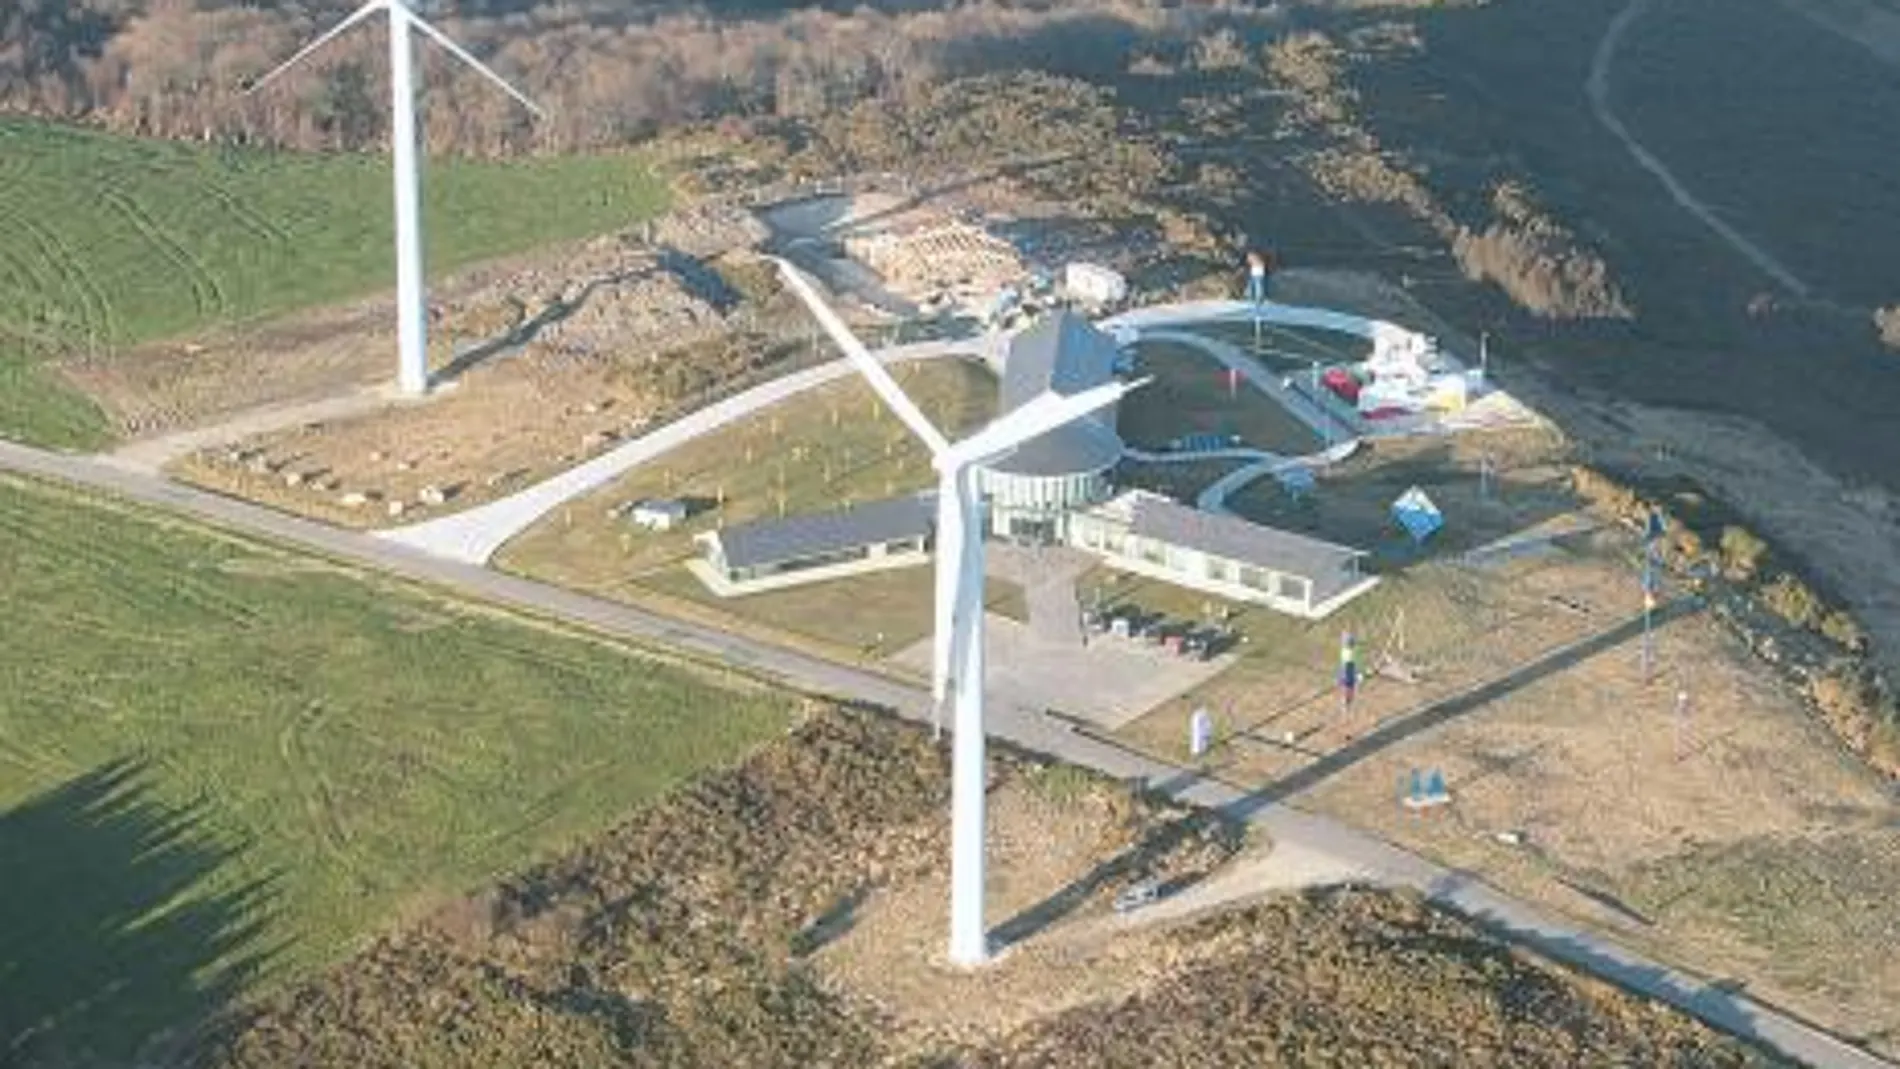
{"left": 774, "top": 258, "right": 1139, "bottom": 966}
{"left": 247, "top": 0, "right": 542, "bottom": 396}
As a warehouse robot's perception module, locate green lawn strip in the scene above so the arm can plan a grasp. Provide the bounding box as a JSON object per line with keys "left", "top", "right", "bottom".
{"left": 0, "top": 475, "right": 790, "bottom": 1062}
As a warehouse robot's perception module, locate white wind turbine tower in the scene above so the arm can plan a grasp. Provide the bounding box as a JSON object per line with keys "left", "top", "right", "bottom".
{"left": 774, "top": 259, "right": 1139, "bottom": 966}
{"left": 248, "top": 0, "right": 542, "bottom": 396}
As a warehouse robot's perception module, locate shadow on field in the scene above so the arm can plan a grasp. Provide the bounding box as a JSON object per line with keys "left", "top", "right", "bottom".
{"left": 0, "top": 760, "right": 279, "bottom": 1067}
{"left": 1224, "top": 596, "right": 1704, "bottom": 816}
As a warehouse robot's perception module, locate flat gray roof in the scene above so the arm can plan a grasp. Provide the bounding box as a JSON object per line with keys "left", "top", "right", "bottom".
{"left": 1128, "top": 493, "right": 1365, "bottom": 594}
{"left": 989, "top": 309, "right": 1125, "bottom": 477}
{"left": 708, "top": 492, "right": 934, "bottom": 571}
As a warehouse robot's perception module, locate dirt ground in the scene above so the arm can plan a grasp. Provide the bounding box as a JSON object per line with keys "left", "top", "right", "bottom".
{"left": 814, "top": 776, "right": 1246, "bottom": 1054}
{"left": 62, "top": 216, "right": 718, "bottom": 439}
{"left": 165, "top": 242, "right": 805, "bottom": 529}
{"left": 1106, "top": 404, "right": 1900, "bottom": 1053}
{"left": 1302, "top": 598, "right": 1900, "bottom": 1054}
{"left": 1120, "top": 544, "right": 1900, "bottom": 1052}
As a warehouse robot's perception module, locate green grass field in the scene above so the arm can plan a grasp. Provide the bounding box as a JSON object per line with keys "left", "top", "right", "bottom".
{"left": 498, "top": 357, "right": 1010, "bottom": 660}
{"left": 0, "top": 476, "right": 788, "bottom": 1064}
{"left": 0, "top": 118, "right": 669, "bottom": 449}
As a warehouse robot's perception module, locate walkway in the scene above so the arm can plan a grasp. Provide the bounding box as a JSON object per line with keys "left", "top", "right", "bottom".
{"left": 1, "top": 438, "right": 1888, "bottom": 1068}
{"left": 376, "top": 338, "right": 970, "bottom": 564}
{"left": 1587, "top": 0, "right": 1813, "bottom": 298}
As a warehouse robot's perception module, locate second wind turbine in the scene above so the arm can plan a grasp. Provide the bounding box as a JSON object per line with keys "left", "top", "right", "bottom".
{"left": 248, "top": 0, "right": 542, "bottom": 396}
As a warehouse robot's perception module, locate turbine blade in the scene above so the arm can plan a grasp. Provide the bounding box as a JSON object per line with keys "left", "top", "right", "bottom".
{"left": 246, "top": 0, "right": 386, "bottom": 95}
{"left": 945, "top": 376, "right": 1143, "bottom": 471}
{"left": 773, "top": 257, "right": 952, "bottom": 457}
{"left": 404, "top": 9, "right": 544, "bottom": 116}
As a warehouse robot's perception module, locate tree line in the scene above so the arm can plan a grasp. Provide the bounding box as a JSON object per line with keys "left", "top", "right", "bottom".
{"left": 2, "top": 0, "right": 1280, "bottom": 155}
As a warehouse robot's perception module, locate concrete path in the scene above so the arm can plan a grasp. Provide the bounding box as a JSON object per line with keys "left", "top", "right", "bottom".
{"left": 988, "top": 543, "right": 1094, "bottom": 650}
{"left": 375, "top": 339, "right": 970, "bottom": 564}
{"left": 0, "top": 437, "right": 1890, "bottom": 1067}
{"left": 1588, "top": 0, "right": 1813, "bottom": 298}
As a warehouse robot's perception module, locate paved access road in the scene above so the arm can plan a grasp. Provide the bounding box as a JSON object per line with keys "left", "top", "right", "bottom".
{"left": 0, "top": 437, "right": 1887, "bottom": 1069}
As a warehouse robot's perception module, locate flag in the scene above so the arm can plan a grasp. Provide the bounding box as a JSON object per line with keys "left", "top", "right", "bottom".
{"left": 1338, "top": 630, "right": 1358, "bottom": 705}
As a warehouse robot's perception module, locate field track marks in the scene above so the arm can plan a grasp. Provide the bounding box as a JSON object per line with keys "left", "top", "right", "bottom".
{"left": 1588, "top": 0, "right": 1815, "bottom": 299}
{"left": 202, "top": 177, "right": 292, "bottom": 247}
{"left": 278, "top": 701, "right": 360, "bottom": 871}
{"left": 98, "top": 184, "right": 231, "bottom": 319}
{"left": 0, "top": 204, "right": 118, "bottom": 351}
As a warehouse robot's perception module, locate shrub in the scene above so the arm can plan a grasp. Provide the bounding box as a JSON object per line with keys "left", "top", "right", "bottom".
{"left": 1718, "top": 525, "right": 1769, "bottom": 581}
{"left": 1453, "top": 184, "right": 1632, "bottom": 320}
{"left": 1806, "top": 667, "right": 1879, "bottom": 749}
{"left": 1193, "top": 28, "right": 1253, "bottom": 72}
{"left": 1026, "top": 762, "right": 1105, "bottom": 806}
{"left": 1570, "top": 466, "right": 1638, "bottom": 517}
{"left": 1761, "top": 573, "right": 1823, "bottom": 630}
{"left": 1820, "top": 610, "right": 1868, "bottom": 652}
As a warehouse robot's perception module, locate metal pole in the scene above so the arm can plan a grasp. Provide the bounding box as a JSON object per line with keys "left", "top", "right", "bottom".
{"left": 389, "top": 7, "right": 429, "bottom": 396}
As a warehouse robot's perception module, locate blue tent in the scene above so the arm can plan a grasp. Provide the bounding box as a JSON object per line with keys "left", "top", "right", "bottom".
{"left": 1391, "top": 486, "right": 1444, "bottom": 544}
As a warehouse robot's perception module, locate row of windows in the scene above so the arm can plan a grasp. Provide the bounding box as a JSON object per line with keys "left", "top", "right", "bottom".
{"left": 984, "top": 470, "right": 1109, "bottom": 511}
{"left": 1069, "top": 520, "right": 1312, "bottom": 605}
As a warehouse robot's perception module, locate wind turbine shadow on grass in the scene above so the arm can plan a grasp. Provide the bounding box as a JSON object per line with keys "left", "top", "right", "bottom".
{"left": 0, "top": 759, "right": 281, "bottom": 1066}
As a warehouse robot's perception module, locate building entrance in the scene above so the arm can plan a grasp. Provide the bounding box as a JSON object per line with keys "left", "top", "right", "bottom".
{"left": 1006, "top": 515, "right": 1060, "bottom": 546}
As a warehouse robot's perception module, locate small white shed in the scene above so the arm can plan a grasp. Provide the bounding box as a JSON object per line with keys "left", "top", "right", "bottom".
{"left": 627, "top": 498, "right": 688, "bottom": 531}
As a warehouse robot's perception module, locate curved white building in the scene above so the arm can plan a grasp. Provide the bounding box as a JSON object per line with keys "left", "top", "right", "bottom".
{"left": 979, "top": 310, "right": 1127, "bottom": 542}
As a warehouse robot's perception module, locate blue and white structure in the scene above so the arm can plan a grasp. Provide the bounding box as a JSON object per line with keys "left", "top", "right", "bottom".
{"left": 249, "top": 0, "right": 542, "bottom": 396}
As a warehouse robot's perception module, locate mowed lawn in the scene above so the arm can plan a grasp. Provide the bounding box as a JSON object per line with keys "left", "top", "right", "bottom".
{"left": 497, "top": 356, "right": 1017, "bottom": 660}
{"left": 0, "top": 117, "right": 669, "bottom": 449}
{"left": 0, "top": 477, "right": 789, "bottom": 1064}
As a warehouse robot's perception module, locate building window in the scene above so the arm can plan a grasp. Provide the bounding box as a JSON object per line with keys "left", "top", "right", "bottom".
{"left": 1205, "top": 557, "right": 1232, "bottom": 582}
{"left": 1139, "top": 539, "right": 1165, "bottom": 565}
{"left": 765, "top": 544, "right": 873, "bottom": 576}
{"left": 1238, "top": 566, "right": 1269, "bottom": 590}
{"left": 1276, "top": 574, "right": 1309, "bottom": 603}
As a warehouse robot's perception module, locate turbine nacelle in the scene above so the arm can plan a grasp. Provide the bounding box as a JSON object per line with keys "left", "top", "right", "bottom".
{"left": 243, "top": 0, "right": 541, "bottom": 397}
{"left": 245, "top": 0, "right": 543, "bottom": 119}
{"left": 771, "top": 257, "right": 1139, "bottom": 469}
